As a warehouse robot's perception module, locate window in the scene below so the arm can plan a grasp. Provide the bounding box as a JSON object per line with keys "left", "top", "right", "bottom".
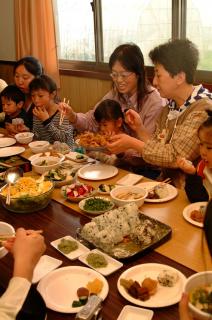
{"left": 54, "top": 0, "right": 212, "bottom": 78}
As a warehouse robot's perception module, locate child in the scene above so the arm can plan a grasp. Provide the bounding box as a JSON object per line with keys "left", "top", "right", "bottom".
{"left": 177, "top": 109, "right": 212, "bottom": 200}
{"left": 29, "top": 75, "right": 74, "bottom": 148}
{"left": 87, "top": 99, "right": 124, "bottom": 164}
{"left": 0, "top": 85, "right": 30, "bottom": 135}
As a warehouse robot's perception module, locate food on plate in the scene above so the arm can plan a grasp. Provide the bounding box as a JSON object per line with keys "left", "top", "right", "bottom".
{"left": 0, "top": 177, "right": 52, "bottom": 198}
{"left": 115, "top": 191, "right": 145, "bottom": 200}
{"left": 147, "top": 184, "right": 169, "bottom": 199}
{"left": 57, "top": 238, "right": 78, "bottom": 254}
{"left": 86, "top": 278, "right": 103, "bottom": 295}
{"left": 189, "top": 284, "right": 212, "bottom": 315}
{"left": 77, "top": 131, "right": 111, "bottom": 148}
{"left": 45, "top": 167, "right": 76, "bottom": 182}
{"left": 98, "top": 184, "right": 116, "bottom": 193}
{"left": 157, "top": 269, "right": 179, "bottom": 287}
{"left": 83, "top": 197, "right": 113, "bottom": 212}
{"left": 190, "top": 205, "right": 206, "bottom": 223}
{"left": 39, "top": 159, "right": 58, "bottom": 166}
{"left": 86, "top": 252, "right": 108, "bottom": 268}
{"left": 80, "top": 203, "right": 170, "bottom": 255}
{"left": 120, "top": 278, "right": 157, "bottom": 301}
{"left": 61, "top": 183, "right": 95, "bottom": 201}
{"left": 142, "top": 277, "right": 158, "bottom": 295}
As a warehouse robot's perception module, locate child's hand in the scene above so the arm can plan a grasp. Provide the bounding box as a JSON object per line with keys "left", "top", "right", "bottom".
{"left": 176, "top": 157, "right": 196, "bottom": 174}
{"left": 58, "top": 102, "right": 76, "bottom": 123}
{"left": 16, "top": 123, "right": 30, "bottom": 132}
{"left": 5, "top": 123, "right": 19, "bottom": 136}
{"left": 33, "top": 106, "right": 49, "bottom": 121}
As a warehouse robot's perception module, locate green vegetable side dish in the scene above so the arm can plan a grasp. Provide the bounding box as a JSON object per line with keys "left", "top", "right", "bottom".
{"left": 86, "top": 252, "right": 108, "bottom": 268}
{"left": 83, "top": 197, "right": 113, "bottom": 212}
{"left": 98, "top": 184, "right": 116, "bottom": 193}
{"left": 76, "top": 154, "right": 84, "bottom": 160}
{"left": 57, "top": 238, "right": 79, "bottom": 254}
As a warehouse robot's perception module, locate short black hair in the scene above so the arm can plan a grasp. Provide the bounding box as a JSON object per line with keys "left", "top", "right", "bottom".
{"left": 0, "top": 85, "right": 25, "bottom": 104}
{"left": 149, "top": 39, "right": 199, "bottom": 84}
{"left": 94, "top": 99, "right": 124, "bottom": 123}
{"left": 29, "top": 75, "right": 57, "bottom": 94}
{"left": 14, "top": 56, "right": 43, "bottom": 77}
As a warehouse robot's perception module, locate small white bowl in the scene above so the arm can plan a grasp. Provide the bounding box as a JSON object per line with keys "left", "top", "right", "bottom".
{"left": 0, "top": 222, "right": 15, "bottom": 259}
{"left": 184, "top": 271, "right": 212, "bottom": 320}
{"left": 15, "top": 132, "right": 34, "bottom": 144}
{"left": 31, "top": 156, "right": 62, "bottom": 174}
{"left": 110, "top": 185, "right": 147, "bottom": 207}
{"left": 29, "top": 141, "right": 50, "bottom": 153}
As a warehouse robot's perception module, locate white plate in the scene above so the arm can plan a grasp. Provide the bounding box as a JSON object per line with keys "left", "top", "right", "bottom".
{"left": 116, "top": 173, "right": 143, "bottom": 186}
{"left": 79, "top": 196, "right": 114, "bottom": 215}
{"left": 77, "top": 163, "right": 118, "bottom": 180}
{"left": 0, "top": 137, "right": 16, "bottom": 148}
{"left": 136, "top": 182, "right": 178, "bottom": 203}
{"left": 32, "top": 255, "right": 62, "bottom": 284}
{"left": 28, "top": 152, "right": 65, "bottom": 162}
{"left": 37, "top": 266, "right": 109, "bottom": 313}
{"left": 0, "top": 146, "right": 25, "bottom": 157}
{"left": 78, "top": 249, "right": 123, "bottom": 276}
{"left": 51, "top": 235, "right": 90, "bottom": 260}
{"left": 182, "top": 201, "right": 207, "bottom": 228}
{"left": 65, "top": 151, "right": 88, "bottom": 163}
{"left": 117, "top": 263, "right": 186, "bottom": 308}
{"left": 117, "top": 305, "right": 154, "bottom": 320}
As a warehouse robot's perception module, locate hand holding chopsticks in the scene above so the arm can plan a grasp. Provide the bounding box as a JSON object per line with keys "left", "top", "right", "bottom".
{"left": 59, "top": 97, "right": 70, "bottom": 126}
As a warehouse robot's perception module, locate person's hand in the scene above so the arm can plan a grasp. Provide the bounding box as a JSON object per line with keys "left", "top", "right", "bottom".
{"left": 33, "top": 106, "right": 49, "bottom": 121}
{"left": 58, "top": 102, "right": 76, "bottom": 123}
{"left": 179, "top": 293, "right": 193, "bottom": 320}
{"left": 176, "top": 157, "right": 196, "bottom": 174}
{"left": 125, "top": 109, "right": 143, "bottom": 133}
{"left": 5, "top": 123, "right": 19, "bottom": 135}
{"left": 4, "top": 228, "right": 46, "bottom": 281}
{"left": 107, "top": 133, "right": 142, "bottom": 154}
{"left": 16, "top": 123, "right": 30, "bottom": 132}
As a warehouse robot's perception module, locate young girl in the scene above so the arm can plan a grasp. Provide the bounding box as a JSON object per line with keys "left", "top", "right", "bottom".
{"left": 177, "top": 109, "right": 212, "bottom": 199}
{"left": 29, "top": 75, "right": 74, "bottom": 147}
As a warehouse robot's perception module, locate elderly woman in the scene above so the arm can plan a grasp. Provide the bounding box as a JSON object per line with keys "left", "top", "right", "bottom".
{"left": 107, "top": 39, "right": 212, "bottom": 187}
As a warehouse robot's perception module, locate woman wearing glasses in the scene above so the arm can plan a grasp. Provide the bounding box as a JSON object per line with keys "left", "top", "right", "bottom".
{"left": 59, "top": 43, "right": 166, "bottom": 135}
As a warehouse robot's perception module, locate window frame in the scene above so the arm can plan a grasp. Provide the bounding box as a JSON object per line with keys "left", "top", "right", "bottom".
{"left": 57, "top": 0, "right": 212, "bottom": 83}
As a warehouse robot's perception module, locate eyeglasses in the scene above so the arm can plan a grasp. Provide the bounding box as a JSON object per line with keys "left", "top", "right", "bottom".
{"left": 110, "top": 71, "right": 133, "bottom": 80}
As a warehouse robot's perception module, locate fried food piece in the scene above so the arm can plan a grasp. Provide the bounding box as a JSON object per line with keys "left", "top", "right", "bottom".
{"left": 142, "top": 277, "right": 158, "bottom": 295}
{"left": 86, "top": 278, "right": 103, "bottom": 294}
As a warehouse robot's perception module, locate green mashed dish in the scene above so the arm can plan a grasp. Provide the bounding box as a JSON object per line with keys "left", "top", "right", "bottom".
{"left": 57, "top": 238, "right": 78, "bottom": 254}
{"left": 86, "top": 252, "right": 108, "bottom": 268}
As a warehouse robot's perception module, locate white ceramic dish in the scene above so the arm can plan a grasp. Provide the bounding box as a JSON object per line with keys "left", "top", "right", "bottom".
{"left": 77, "top": 163, "right": 118, "bottom": 180}
{"left": 184, "top": 271, "right": 212, "bottom": 320}
{"left": 32, "top": 254, "right": 62, "bottom": 284}
{"left": 79, "top": 196, "right": 114, "bottom": 215}
{"left": 183, "top": 201, "right": 207, "bottom": 228}
{"left": 117, "top": 263, "right": 186, "bottom": 308}
{"left": 31, "top": 156, "right": 62, "bottom": 174}
{"left": 78, "top": 249, "right": 123, "bottom": 276}
{"left": 15, "top": 132, "right": 34, "bottom": 144}
{"left": 29, "top": 152, "right": 65, "bottom": 162}
{"left": 37, "top": 266, "right": 109, "bottom": 313}
{"left": 51, "top": 235, "right": 90, "bottom": 260}
{"left": 116, "top": 173, "right": 143, "bottom": 186}
{"left": 65, "top": 151, "right": 88, "bottom": 163}
{"left": 110, "top": 185, "right": 147, "bottom": 207}
{"left": 28, "top": 140, "right": 50, "bottom": 153}
{"left": 136, "top": 181, "right": 178, "bottom": 203}
{"left": 97, "top": 184, "right": 117, "bottom": 195}
{"left": 0, "top": 137, "right": 16, "bottom": 148}
{"left": 117, "top": 305, "right": 154, "bottom": 320}
{"left": 0, "top": 146, "right": 25, "bottom": 157}
{"left": 0, "top": 222, "right": 15, "bottom": 259}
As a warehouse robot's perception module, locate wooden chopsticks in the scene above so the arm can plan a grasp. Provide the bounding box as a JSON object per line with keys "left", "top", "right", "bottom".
{"left": 59, "top": 97, "right": 69, "bottom": 126}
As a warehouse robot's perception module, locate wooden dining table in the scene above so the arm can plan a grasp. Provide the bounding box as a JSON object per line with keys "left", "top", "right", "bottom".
{"left": 0, "top": 145, "right": 211, "bottom": 320}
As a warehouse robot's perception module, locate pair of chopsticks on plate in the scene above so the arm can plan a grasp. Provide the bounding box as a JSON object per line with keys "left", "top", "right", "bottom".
{"left": 59, "top": 97, "right": 69, "bottom": 126}
{"left": 148, "top": 178, "right": 172, "bottom": 193}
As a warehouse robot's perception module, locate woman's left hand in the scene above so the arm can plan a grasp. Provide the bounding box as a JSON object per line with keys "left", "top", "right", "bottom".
{"left": 33, "top": 106, "right": 49, "bottom": 121}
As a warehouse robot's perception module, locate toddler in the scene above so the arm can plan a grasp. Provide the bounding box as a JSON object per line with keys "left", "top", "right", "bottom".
{"left": 177, "top": 109, "right": 212, "bottom": 199}
{"left": 0, "top": 85, "right": 30, "bottom": 135}
{"left": 29, "top": 75, "right": 74, "bottom": 147}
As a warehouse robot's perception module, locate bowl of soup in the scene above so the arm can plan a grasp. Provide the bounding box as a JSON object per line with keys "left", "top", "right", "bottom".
{"left": 28, "top": 141, "right": 50, "bottom": 153}
{"left": 31, "top": 156, "right": 62, "bottom": 174}
{"left": 15, "top": 132, "right": 34, "bottom": 144}
{"left": 184, "top": 271, "right": 212, "bottom": 320}
{"left": 110, "top": 185, "right": 147, "bottom": 207}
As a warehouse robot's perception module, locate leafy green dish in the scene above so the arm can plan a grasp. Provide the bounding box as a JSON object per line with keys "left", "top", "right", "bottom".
{"left": 79, "top": 196, "right": 114, "bottom": 214}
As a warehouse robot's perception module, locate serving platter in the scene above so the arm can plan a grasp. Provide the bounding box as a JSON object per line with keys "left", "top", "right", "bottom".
{"left": 78, "top": 211, "right": 172, "bottom": 260}
{"left": 37, "top": 266, "right": 109, "bottom": 313}
{"left": 117, "top": 263, "right": 186, "bottom": 308}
